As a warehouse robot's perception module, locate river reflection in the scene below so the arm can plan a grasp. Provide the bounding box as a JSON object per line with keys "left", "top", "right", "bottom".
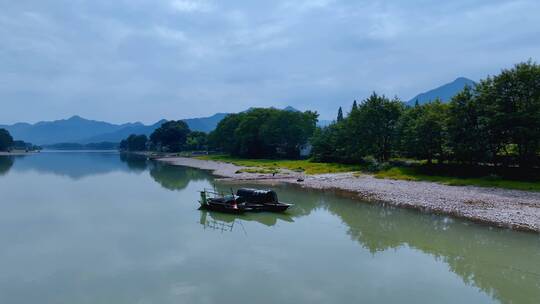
{"left": 0, "top": 156, "right": 14, "bottom": 175}
{"left": 204, "top": 182, "right": 540, "bottom": 303}
{"left": 5, "top": 151, "right": 138, "bottom": 179}
{"left": 149, "top": 161, "right": 212, "bottom": 191}
{"left": 0, "top": 152, "right": 538, "bottom": 304}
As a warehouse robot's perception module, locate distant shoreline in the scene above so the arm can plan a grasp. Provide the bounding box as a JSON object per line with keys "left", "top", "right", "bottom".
{"left": 0, "top": 151, "right": 39, "bottom": 156}
{"left": 158, "top": 156, "right": 540, "bottom": 233}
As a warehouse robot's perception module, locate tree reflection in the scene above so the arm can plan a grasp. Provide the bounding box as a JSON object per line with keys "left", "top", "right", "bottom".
{"left": 321, "top": 193, "right": 540, "bottom": 304}
{"left": 119, "top": 153, "right": 148, "bottom": 172}
{"left": 0, "top": 156, "right": 14, "bottom": 176}
{"left": 205, "top": 183, "right": 540, "bottom": 303}
{"left": 5, "top": 152, "right": 135, "bottom": 179}
{"left": 149, "top": 162, "right": 212, "bottom": 191}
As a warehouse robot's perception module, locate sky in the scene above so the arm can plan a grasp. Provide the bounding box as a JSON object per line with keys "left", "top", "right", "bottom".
{"left": 1, "top": 0, "right": 539, "bottom": 124}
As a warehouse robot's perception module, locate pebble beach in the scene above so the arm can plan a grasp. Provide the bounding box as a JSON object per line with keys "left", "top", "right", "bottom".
{"left": 158, "top": 157, "right": 540, "bottom": 232}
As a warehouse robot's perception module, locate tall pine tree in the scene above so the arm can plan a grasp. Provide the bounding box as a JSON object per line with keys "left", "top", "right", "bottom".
{"left": 351, "top": 100, "right": 358, "bottom": 112}
{"left": 337, "top": 107, "right": 344, "bottom": 122}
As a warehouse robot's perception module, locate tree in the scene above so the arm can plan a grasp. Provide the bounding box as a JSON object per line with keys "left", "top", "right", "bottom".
{"left": 150, "top": 121, "right": 191, "bottom": 152}
{"left": 312, "top": 94, "right": 404, "bottom": 163}
{"left": 208, "top": 114, "right": 243, "bottom": 153}
{"left": 120, "top": 134, "right": 148, "bottom": 151}
{"left": 310, "top": 123, "right": 347, "bottom": 162}
{"left": 209, "top": 108, "right": 318, "bottom": 158}
{"left": 352, "top": 93, "right": 404, "bottom": 162}
{"left": 185, "top": 131, "right": 208, "bottom": 151}
{"left": 337, "top": 107, "right": 344, "bottom": 122}
{"left": 0, "top": 128, "right": 14, "bottom": 151}
{"left": 447, "top": 86, "right": 486, "bottom": 164}
{"left": 259, "top": 109, "right": 318, "bottom": 158}
{"left": 399, "top": 100, "right": 448, "bottom": 164}
{"left": 351, "top": 100, "right": 358, "bottom": 112}
{"left": 315, "top": 61, "right": 540, "bottom": 171}
{"left": 482, "top": 60, "right": 540, "bottom": 167}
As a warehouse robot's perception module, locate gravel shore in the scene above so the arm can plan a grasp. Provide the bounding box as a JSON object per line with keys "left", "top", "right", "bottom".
{"left": 159, "top": 157, "right": 540, "bottom": 232}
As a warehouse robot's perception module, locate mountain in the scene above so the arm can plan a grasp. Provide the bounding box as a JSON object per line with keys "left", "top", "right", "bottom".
{"left": 183, "top": 113, "right": 229, "bottom": 133}
{"left": 0, "top": 106, "right": 318, "bottom": 145}
{"left": 81, "top": 119, "right": 167, "bottom": 143}
{"left": 407, "top": 77, "right": 476, "bottom": 105}
{"left": 283, "top": 106, "right": 300, "bottom": 112}
{"left": 0, "top": 116, "right": 127, "bottom": 145}
{"left": 0, "top": 113, "right": 231, "bottom": 145}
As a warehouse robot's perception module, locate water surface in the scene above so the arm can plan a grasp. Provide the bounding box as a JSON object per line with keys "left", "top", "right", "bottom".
{"left": 0, "top": 152, "right": 539, "bottom": 303}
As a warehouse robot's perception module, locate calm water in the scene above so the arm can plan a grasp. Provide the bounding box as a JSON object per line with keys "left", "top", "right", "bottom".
{"left": 0, "top": 152, "right": 539, "bottom": 304}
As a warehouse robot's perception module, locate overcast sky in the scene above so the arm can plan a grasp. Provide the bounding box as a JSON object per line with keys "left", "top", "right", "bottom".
{"left": 1, "top": 0, "right": 539, "bottom": 124}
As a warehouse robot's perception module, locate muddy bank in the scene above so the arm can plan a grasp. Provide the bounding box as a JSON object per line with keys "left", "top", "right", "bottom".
{"left": 158, "top": 157, "right": 540, "bottom": 232}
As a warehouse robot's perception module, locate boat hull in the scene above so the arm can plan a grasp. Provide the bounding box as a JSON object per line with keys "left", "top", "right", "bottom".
{"left": 246, "top": 203, "right": 292, "bottom": 213}
{"left": 199, "top": 204, "right": 249, "bottom": 214}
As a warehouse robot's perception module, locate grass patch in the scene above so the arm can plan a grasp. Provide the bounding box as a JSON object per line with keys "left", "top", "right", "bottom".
{"left": 235, "top": 168, "right": 280, "bottom": 174}
{"left": 195, "top": 154, "right": 540, "bottom": 191}
{"left": 375, "top": 167, "right": 540, "bottom": 191}
{"left": 195, "top": 154, "right": 362, "bottom": 175}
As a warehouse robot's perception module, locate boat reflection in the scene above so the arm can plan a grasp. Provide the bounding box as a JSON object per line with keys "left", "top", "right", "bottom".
{"left": 199, "top": 211, "right": 236, "bottom": 233}
{"left": 199, "top": 210, "right": 294, "bottom": 233}
{"left": 205, "top": 182, "right": 540, "bottom": 303}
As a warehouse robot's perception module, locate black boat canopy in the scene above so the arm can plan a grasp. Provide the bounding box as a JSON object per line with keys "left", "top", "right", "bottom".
{"left": 236, "top": 188, "right": 278, "bottom": 203}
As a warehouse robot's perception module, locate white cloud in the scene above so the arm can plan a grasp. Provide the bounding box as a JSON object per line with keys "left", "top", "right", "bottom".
{"left": 170, "top": 0, "right": 213, "bottom": 13}
{"left": 0, "top": 0, "right": 539, "bottom": 123}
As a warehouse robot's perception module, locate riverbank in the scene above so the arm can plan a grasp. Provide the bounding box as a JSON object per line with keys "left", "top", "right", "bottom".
{"left": 195, "top": 154, "right": 540, "bottom": 191}
{"left": 0, "top": 151, "right": 38, "bottom": 156}
{"left": 158, "top": 156, "right": 540, "bottom": 232}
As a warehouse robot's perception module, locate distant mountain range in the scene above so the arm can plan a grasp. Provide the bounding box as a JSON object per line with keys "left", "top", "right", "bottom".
{"left": 1, "top": 79, "right": 475, "bottom": 146}
{"left": 0, "top": 113, "right": 229, "bottom": 145}
{"left": 0, "top": 108, "right": 299, "bottom": 145}
{"left": 407, "top": 77, "right": 476, "bottom": 106}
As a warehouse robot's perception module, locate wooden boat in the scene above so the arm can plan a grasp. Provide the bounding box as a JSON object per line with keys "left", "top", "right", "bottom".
{"left": 235, "top": 188, "right": 293, "bottom": 212}
{"left": 198, "top": 190, "right": 252, "bottom": 214}
{"left": 198, "top": 188, "right": 293, "bottom": 214}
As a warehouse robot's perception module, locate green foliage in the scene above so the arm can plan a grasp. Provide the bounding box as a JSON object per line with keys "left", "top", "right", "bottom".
{"left": 10, "top": 140, "right": 40, "bottom": 151}
{"left": 209, "top": 108, "right": 318, "bottom": 158}
{"left": 312, "top": 60, "right": 540, "bottom": 170}
{"left": 398, "top": 99, "right": 448, "bottom": 163}
{"left": 476, "top": 60, "right": 540, "bottom": 167}
{"left": 310, "top": 123, "right": 346, "bottom": 162}
{"left": 150, "top": 120, "right": 191, "bottom": 152}
{"left": 375, "top": 166, "right": 540, "bottom": 192}
{"left": 353, "top": 93, "right": 404, "bottom": 161}
{"left": 446, "top": 86, "right": 486, "bottom": 164}
{"left": 362, "top": 156, "right": 391, "bottom": 172}
{"left": 185, "top": 131, "right": 208, "bottom": 151}
{"left": 311, "top": 93, "right": 404, "bottom": 163}
{"left": 196, "top": 154, "right": 362, "bottom": 175}
{"left": 351, "top": 100, "right": 358, "bottom": 112}
{"left": 119, "top": 134, "right": 148, "bottom": 151}
{"left": 0, "top": 128, "right": 14, "bottom": 151}
{"left": 337, "top": 107, "right": 344, "bottom": 122}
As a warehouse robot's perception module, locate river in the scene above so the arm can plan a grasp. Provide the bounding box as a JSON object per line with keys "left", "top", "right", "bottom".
{"left": 0, "top": 151, "right": 538, "bottom": 303}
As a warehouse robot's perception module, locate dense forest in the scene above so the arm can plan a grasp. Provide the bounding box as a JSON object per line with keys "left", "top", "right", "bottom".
{"left": 119, "top": 61, "right": 539, "bottom": 175}
{"left": 208, "top": 108, "right": 318, "bottom": 158}
{"left": 120, "top": 108, "right": 317, "bottom": 158}
{"left": 311, "top": 61, "right": 540, "bottom": 170}
{"left": 120, "top": 120, "right": 208, "bottom": 153}
{"left": 0, "top": 128, "right": 13, "bottom": 151}
{"left": 0, "top": 128, "right": 39, "bottom": 151}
